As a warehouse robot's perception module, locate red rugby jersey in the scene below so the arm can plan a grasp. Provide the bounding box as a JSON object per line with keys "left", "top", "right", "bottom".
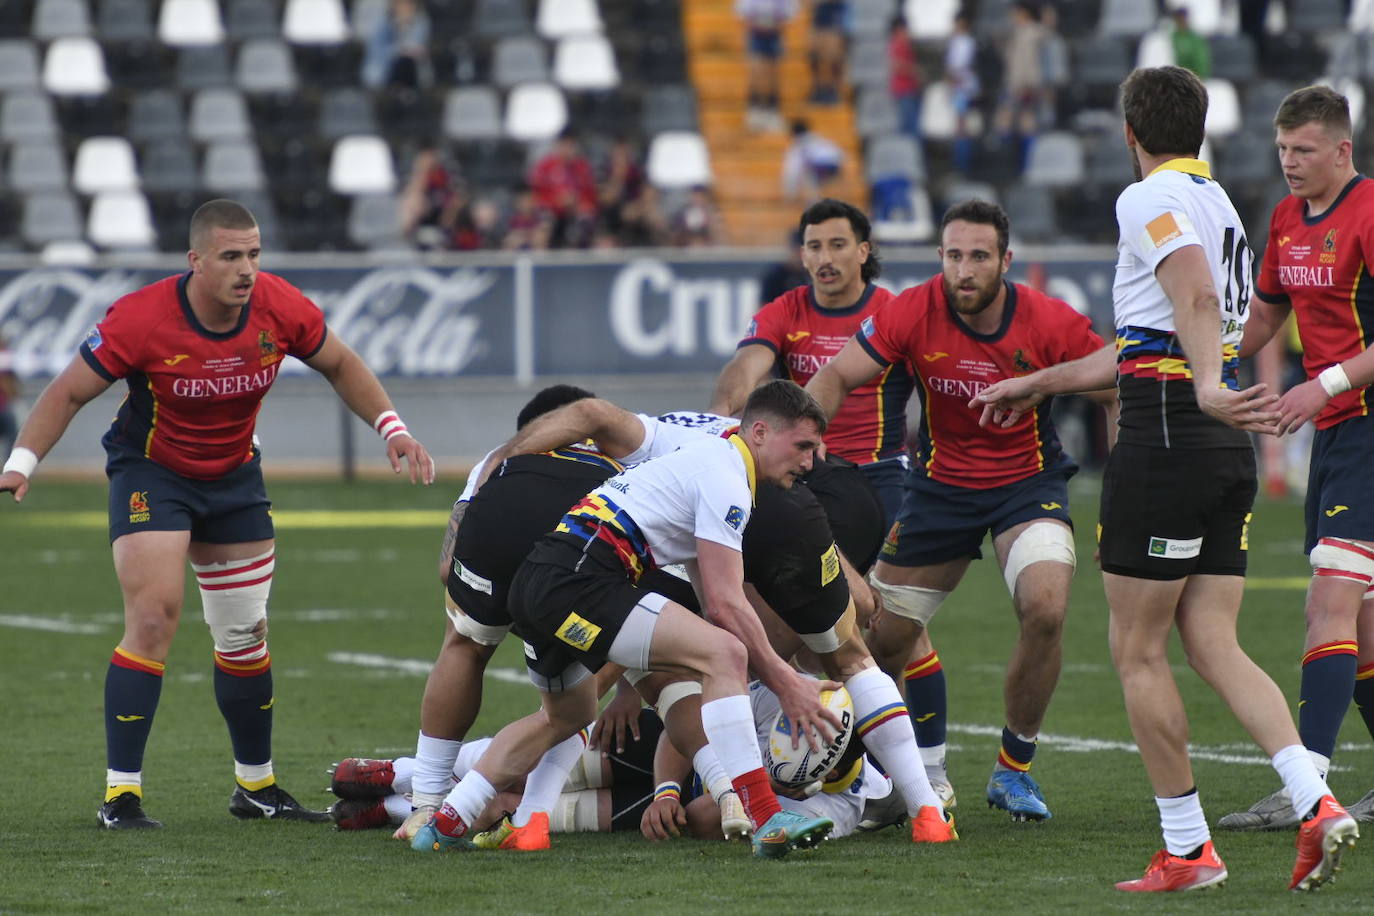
{"left": 858, "top": 275, "right": 1104, "bottom": 489}
{"left": 80, "top": 271, "right": 327, "bottom": 479}
{"left": 1256, "top": 175, "right": 1374, "bottom": 429}
{"left": 740, "top": 283, "right": 914, "bottom": 463}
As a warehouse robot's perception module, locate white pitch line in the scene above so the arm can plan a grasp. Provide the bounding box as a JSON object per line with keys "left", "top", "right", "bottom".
{"left": 327, "top": 651, "right": 528, "bottom": 684}
{"left": 0, "top": 614, "right": 105, "bottom": 634}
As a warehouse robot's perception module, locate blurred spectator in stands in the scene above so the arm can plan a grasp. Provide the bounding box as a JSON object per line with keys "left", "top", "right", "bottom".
{"left": 738, "top": 0, "right": 798, "bottom": 131}
{"left": 597, "top": 136, "right": 647, "bottom": 242}
{"left": 361, "top": 0, "right": 433, "bottom": 91}
{"left": 782, "top": 119, "right": 844, "bottom": 202}
{"left": 946, "top": 8, "right": 980, "bottom": 175}
{"left": 1170, "top": 6, "right": 1212, "bottom": 80}
{"left": 503, "top": 185, "right": 553, "bottom": 250}
{"left": 759, "top": 228, "right": 809, "bottom": 303}
{"left": 398, "top": 146, "right": 465, "bottom": 250}
{"left": 469, "top": 198, "right": 506, "bottom": 250}
{"left": 809, "top": 0, "right": 848, "bottom": 104}
{"left": 619, "top": 184, "right": 670, "bottom": 247}
{"left": 994, "top": 1, "right": 1045, "bottom": 172}
{"left": 1239, "top": 0, "right": 1271, "bottom": 71}
{"left": 0, "top": 335, "right": 17, "bottom": 456}
{"left": 529, "top": 129, "right": 599, "bottom": 248}
{"left": 1038, "top": 3, "right": 1068, "bottom": 128}
{"left": 671, "top": 186, "right": 726, "bottom": 246}
{"left": 888, "top": 15, "right": 923, "bottom": 139}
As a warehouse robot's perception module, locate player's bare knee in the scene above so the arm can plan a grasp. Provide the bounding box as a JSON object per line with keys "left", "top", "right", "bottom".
{"left": 698, "top": 630, "right": 748, "bottom": 682}
{"left": 1015, "top": 598, "right": 1065, "bottom": 643}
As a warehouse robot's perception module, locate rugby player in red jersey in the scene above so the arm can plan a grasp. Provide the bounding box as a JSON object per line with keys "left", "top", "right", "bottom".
{"left": 807, "top": 199, "right": 1115, "bottom": 820}
{"left": 1219, "top": 85, "right": 1374, "bottom": 831}
{"left": 1, "top": 199, "right": 434, "bottom": 829}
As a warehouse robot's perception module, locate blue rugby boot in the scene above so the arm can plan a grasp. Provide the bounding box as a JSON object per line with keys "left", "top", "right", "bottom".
{"left": 986, "top": 768, "right": 1052, "bottom": 821}
{"left": 751, "top": 809, "right": 834, "bottom": 859}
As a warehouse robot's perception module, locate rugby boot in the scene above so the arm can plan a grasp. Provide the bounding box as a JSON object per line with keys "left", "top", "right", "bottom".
{"left": 986, "top": 768, "right": 1051, "bottom": 821}
{"left": 1341, "top": 788, "right": 1374, "bottom": 823}
{"left": 1291, "top": 795, "right": 1359, "bottom": 891}
{"left": 910, "top": 805, "right": 958, "bottom": 842}
{"left": 857, "top": 787, "right": 907, "bottom": 832}
{"left": 329, "top": 798, "right": 391, "bottom": 831}
{"left": 751, "top": 809, "right": 833, "bottom": 859}
{"left": 1216, "top": 786, "right": 1299, "bottom": 832}
{"left": 1115, "top": 842, "right": 1228, "bottom": 892}
{"left": 473, "top": 812, "right": 551, "bottom": 851}
{"left": 718, "top": 790, "right": 752, "bottom": 841}
{"left": 930, "top": 775, "right": 957, "bottom": 809}
{"left": 393, "top": 803, "right": 438, "bottom": 841}
{"left": 229, "top": 784, "right": 331, "bottom": 822}
{"left": 328, "top": 757, "right": 395, "bottom": 800}
{"left": 410, "top": 806, "right": 475, "bottom": 853}
{"left": 98, "top": 792, "right": 162, "bottom": 830}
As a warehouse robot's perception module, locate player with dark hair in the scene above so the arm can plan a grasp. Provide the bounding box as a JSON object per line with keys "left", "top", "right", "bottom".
{"left": 807, "top": 198, "right": 1115, "bottom": 821}
{"left": 0, "top": 198, "right": 434, "bottom": 829}
{"left": 974, "top": 67, "right": 1355, "bottom": 892}
{"left": 1217, "top": 85, "right": 1374, "bottom": 831}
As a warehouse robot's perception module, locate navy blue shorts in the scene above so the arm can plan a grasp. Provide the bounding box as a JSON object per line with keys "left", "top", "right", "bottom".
{"left": 1305, "top": 413, "right": 1374, "bottom": 553}
{"left": 857, "top": 454, "right": 908, "bottom": 531}
{"left": 105, "top": 446, "right": 273, "bottom": 544}
{"left": 748, "top": 28, "right": 783, "bottom": 58}
{"left": 880, "top": 468, "right": 1075, "bottom": 567}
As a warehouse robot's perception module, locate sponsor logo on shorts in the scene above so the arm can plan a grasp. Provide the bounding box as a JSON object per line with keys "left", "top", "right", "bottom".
{"left": 786, "top": 331, "right": 810, "bottom": 342}
{"left": 1147, "top": 535, "right": 1202, "bottom": 559}
{"left": 454, "top": 560, "right": 493, "bottom": 595}
{"left": 555, "top": 612, "right": 601, "bottom": 651}
{"left": 1325, "top": 505, "right": 1350, "bottom": 517}
{"left": 128, "top": 490, "right": 151, "bottom": 524}
{"left": 164, "top": 354, "right": 189, "bottom": 366}
{"left": 819, "top": 543, "right": 840, "bottom": 586}
{"left": 881, "top": 521, "right": 901, "bottom": 556}
{"left": 724, "top": 505, "right": 745, "bottom": 530}
{"left": 1241, "top": 512, "right": 1251, "bottom": 551}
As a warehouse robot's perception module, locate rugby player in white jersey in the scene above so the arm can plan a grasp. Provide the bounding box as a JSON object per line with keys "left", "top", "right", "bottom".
{"left": 972, "top": 66, "right": 1356, "bottom": 892}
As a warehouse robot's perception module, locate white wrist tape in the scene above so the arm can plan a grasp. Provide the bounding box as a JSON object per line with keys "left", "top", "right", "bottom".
{"left": 372, "top": 409, "right": 410, "bottom": 442}
{"left": 1318, "top": 364, "right": 1352, "bottom": 398}
{"left": 3, "top": 447, "right": 37, "bottom": 478}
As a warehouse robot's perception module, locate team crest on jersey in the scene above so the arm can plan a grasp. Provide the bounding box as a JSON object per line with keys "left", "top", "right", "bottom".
{"left": 1012, "top": 349, "right": 1035, "bottom": 373}
{"left": 128, "top": 490, "right": 151, "bottom": 524}
{"left": 1323, "top": 229, "right": 1338, "bottom": 252}
{"left": 724, "top": 505, "right": 745, "bottom": 530}
{"left": 85, "top": 327, "right": 103, "bottom": 351}
{"left": 258, "top": 330, "right": 280, "bottom": 366}
{"left": 555, "top": 612, "right": 601, "bottom": 651}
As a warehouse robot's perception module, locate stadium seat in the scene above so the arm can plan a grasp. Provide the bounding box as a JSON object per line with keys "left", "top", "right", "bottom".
{"left": 443, "top": 85, "right": 503, "bottom": 140}
{"left": 474, "top": 0, "right": 532, "bottom": 38}
{"left": 1209, "top": 35, "right": 1256, "bottom": 83}
{"left": 41, "top": 239, "right": 98, "bottom": 264}
{"left": 0, "top": 40, "right": 42, "bottom": 90}
{"left": 1301, "top": 0, "right": 1347, "bottom": 31}
{"left": 0, "top": 91, "right": 59, "bottom": 141}
{"left": 553, "top": 34, "right": 618, "bottom": 90}
{"left": 1086, "top": 136, "right": 1135, "bottom": 188}
{"left": 328, "top": 135, "right": 395, "bottom": 193}
{"left": 856, "top": 88, "right": 900, "bottom": 138}
{"left": 491, "top": 35, "right": 548, "bottom": 88}
{"left": 176, "top": 44, "right": 232, "bottom": 89}
{"left": 455, "top": 138, "right": 525, "bottom": 187}
{"left": 1024, "top": 131, "right": 1085, "bottom": 187}
{"left": 9, "top": 141, "right": 68, "bottom": 191}
{"left": 646, "top": 130, "right": 711, "bottom": 189}
{"left": 1182, "top": 0, "right": 1225, "bottom": 35}
{"left": 377, "top": 88, "right": 435, "bottom": 137}
{"left": 918, "top": 81, "right": 965, "bottom": 140}
{"left": 139, "top": 138, "right": 201, "bottom": 191}
{"left": 98, "top": 0, "right": 155, "bottom": 40}
{"left": 42, "top": 37, "right": 110, "bottom": 95}
{"left": 569, "top": 89, "right": 635, "bottom": 136}
{"left": 847, "top": 39, "right": 889, "bottom": 90}
{"left": 350, "top": 0, "right": 388, "bottom": 39}
{"left": 283, "top": 0, "right": 350, "bottom": 44}
{"left": 87, "top": 189, "right": 156, "bottom": 248}
{"left": 906, "top": 0, "right": 956, "bottom": 39}
{"left": 1002, "top": 184, "right": 1057, "bottom": 242}
{"left": 1073, "top": 36, "right": 1132, "bottom": 87}
{"left": 34, "top": 0, "right": 92, "bottom": 38}
{"left": 850, "top": 0, "right": 895, "bottom": 40}
{"left": 1203, "top": 78, "right": 1241, "bottom": 138}
{"left": 872, "top": 183, "right": 934, "bottom": 243}
{"left": 941, "top": 178, "right": 999, "bottom": 208}
{"left": 73, "top": 136, "right": 140, "bottom": 193}
{"left": 1352, "top": 0, "right": 1374, "bottom": 30}
{"left": 1135, "top": 29, "right": 1175, "bottom": 69}
{"left": 1324, "top": 77, "right": 1365, "bottom": 128}
{"left": 236, "top": 38, "right": 299, "bottom": 93}
{"left": 158, "top": 0, "right": 224, "bottom": 45}
{"left": 866, "top": 134, "right": 925, "bottom": 183}
{"left": 226, "top": 0, "right": 280, "bottom": 40}
{"left": 203, "top": 139, "right": 266, "bottom": 190}
{"left": 633, "top": 33, "right": 686, "bottom": 84}
{"left": 1217, "top": 133, "right": 1279, "bottom": 185}
{"left": 21, "top": 191, "right": 83, "bottom": 247}
{"left": 319, "top": 87, "right": 377, "bottom": 139}
{"left": 505, "top": 82, "right": 567, "bottom": 142}
{"left": 1097, "top": 0, "right": 1158, "bottom": 36}
{"left": 0, "top": 1, "right": 34, "bottom": 38}
{"left": 347, "top": 191, "right": 404, "bottom": 248}
{"left": 1240, "top": 80, "right": 1291, "bottom": 134}
{"left": 103, "top": 38, "right": 171, "bottom": 90}
{"left": 189, "top": 88, "right": 252, "bottom": 141}
{"left": 639, "top": 84, "right": 697, "bottom": 136}
{"left": 536, "top": 0, "right": 602, "bottom": 39}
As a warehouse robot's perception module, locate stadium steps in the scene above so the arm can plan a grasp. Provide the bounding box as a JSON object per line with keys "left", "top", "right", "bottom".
{"left": 682, "top": 0, "right": 866, "bottom": 245}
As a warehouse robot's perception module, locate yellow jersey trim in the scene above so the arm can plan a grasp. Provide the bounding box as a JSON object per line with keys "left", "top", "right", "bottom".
{"left": 727, "top": 434, "right": 757, "bottom": 504}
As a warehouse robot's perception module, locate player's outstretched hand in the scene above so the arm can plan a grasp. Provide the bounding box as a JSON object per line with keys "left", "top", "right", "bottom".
{"left": 773, "top": 670, "right": 843, "bottom": 752}
{"left": 1195, "top": 382, "right": 1281, "bottom": 434}
{"left": 1272, "top": 378, "right": 1330, "bottom": 437}
{"left": 0, "top": 470, "right": 29, "bottom": 502}
{"left": 970, "top": 376, "right": 1044, "bottom": 429}
{"left": 640, "top": 793, "right": 686, "bottom": 841}
{"left": 589, "top": 681, "right": 643, "bottom": 754}
{"left": 387, "top": 433, "right": 435, "bottom": 484}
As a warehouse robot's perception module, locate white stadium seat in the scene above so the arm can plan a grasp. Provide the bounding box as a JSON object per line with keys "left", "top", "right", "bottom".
{"left": 647, "top": 131, "right": 712, "bottom": 189}
{"left": 88, "top": 190, "right": 157, "bottom": 249}
{"left": 329, "top": 135, "right": 396, "bottom": 194}
{"left": 73, "top": 136, "right": 140, "bottom": 193}
{"left": 42, "top": 37, "right": 110, "bottom": 95}
{"left": 158, "top": 0, "right": 225, "bottom": 46}
{"left": 283, "top": 0, "right": 350, "bottom": 44}
{"left": 553, "top": 34, "right": 619, "bottom": 90}
{"left": 505, "top": 82, "right": 568, "bottom": 141}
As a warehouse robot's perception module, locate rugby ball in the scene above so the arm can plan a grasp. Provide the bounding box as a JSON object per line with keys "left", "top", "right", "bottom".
{"left": 764, "top": 687, "right": 854, "bottom": 786}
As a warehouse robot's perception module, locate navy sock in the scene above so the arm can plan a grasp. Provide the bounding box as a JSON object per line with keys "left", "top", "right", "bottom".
{"left": 214, "top": 659, "right": 274, "bottom": 767}
{"left": 902, "top": 652, "right": 947, "bottom": 749}
{"left": 1298, "top": 643, "right": 1358, "bottom": 759}
{"left": 105, "top": 648, "right": 165, "bottom": 774}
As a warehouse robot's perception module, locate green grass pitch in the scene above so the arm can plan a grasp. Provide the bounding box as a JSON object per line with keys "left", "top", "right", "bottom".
{"left": 1, "top": 475, "right": 1369, "bottom": 914}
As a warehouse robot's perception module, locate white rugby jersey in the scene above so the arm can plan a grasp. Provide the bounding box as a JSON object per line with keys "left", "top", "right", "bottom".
{"left": 621, "top": 410, "right": 739, "bottom": 465}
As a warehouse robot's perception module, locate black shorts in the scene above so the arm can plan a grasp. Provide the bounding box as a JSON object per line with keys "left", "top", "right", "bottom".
{"left": 606, "top": 709, "right": 664, "bottom": 832}
{"left": 745, "top": 482, "right": 850, "bottom": 637}
{"left": 1304, "top": 413, "right": 1374, "bottom": 552}
{"left": 1099, "top": 443, "right": 1255, "bottom": 580}
{"left": 448, "top": 454, "right": 613, "bottom": 631}
{"left": 803, "top": 453, "right": 887, "bottom": 574}
{"left": 105, "top": 444, "right": 272, "bottom": 544}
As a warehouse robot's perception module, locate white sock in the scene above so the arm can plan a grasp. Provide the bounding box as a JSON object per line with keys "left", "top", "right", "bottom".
{"left": 442, "top": 770, "right": 496, "bottom": 827}
{"left": 1272, "top": 744, "right": 1329, "bottom": 819}
{"left": 918, "top": 743, "right": 947, "bottom": 773}
{"left": 1308, "top": 748, "right": 1331, "bottom": 780}
{"left": 513, "top": 733, "right": 585, "bottom": 826}
{"left": 699, "top": 695, "right": 764, "bottom": 779}
{"left": 391, "top": 757, "right": 415, "bottom": 795}
{"left": 1156, "top": 790, "right": 1211, "bottom": 856}
{"left": 847, "top": 667, "right": 940, "bottom": 810}
{"left": 383, "top": 794, "right": 412, "bottom": 822}
{"left": 413, "top": 731, "right": 462, "bottom": 799}
{"left": 453, "top": 738, "right": 492, "bottom": 781}
{"left": 693, "top": 745, "right": 732, "bottom": 800}
{"left": 106, "top": 769, "right": 141, "bottom": 791}
{"left": 235, "top": 761, "right": 273, "bottom": 787}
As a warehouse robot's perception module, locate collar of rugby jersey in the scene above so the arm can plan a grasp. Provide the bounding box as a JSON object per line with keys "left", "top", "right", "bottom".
{"left": 727, "top": 434, "right": 757, "bottom": 504}
{"left": 1147, "top": 158, "right": 1212, "bottom": 180}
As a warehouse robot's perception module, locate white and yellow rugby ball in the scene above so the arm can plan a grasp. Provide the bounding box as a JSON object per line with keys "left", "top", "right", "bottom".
{"left": 764, "top": 686, "right": 854, "bottom": 786}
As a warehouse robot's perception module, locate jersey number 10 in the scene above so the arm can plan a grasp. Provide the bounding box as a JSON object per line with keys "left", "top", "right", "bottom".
{"left": 1220, "top": 226, "right": 1252, "bottom": 318}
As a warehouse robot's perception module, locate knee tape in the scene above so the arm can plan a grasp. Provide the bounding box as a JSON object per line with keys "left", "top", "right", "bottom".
{"left": 656, "top": 680, "right": 702, "bottom": 719}
{"left": 193, "top": 549, "right": 274, "bottom": 653}
{"left": 550, "top": 788, "right": 602, "bottom": 833}
{"left": 1002, "top": 522, "right": 1076, "bottom": 596}
{"left": 869, "top": 576, "right": 949, "bottom": 626}
{"left": 1310, "top": 537, "right": 1374, "bottom": 586}
{"left": 444, "top": 591, "right": 510, "bottom": 646}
